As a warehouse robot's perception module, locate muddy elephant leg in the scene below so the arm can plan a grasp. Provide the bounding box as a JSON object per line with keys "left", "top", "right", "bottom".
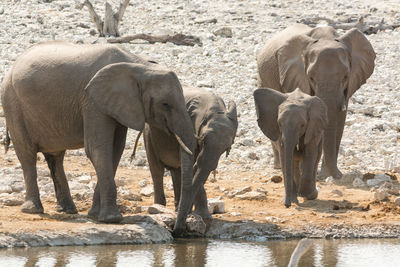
{"left": 272, "top": 141, "right": 281, "bottom": 169}
{"left": 43, "top": 151, "right": 77, "bottom": 214}
{"left": 170, "top": 168, "right": 181, "bottom": 210}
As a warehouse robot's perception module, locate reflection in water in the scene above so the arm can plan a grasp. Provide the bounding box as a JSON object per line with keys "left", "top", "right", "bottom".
{"left": 0, "top": 239, "right": 400, "bottom": 267}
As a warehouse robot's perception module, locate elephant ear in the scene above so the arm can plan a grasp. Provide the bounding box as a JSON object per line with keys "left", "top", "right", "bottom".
{"left": 277, "top": 34, "right": 316, "bottom": 94}
{"left": 84, "top": 62, "right": 147, "bottom": 131}
{"left": 304, "top": 96, "right": 328, "bottom": 144}
{"left": 339, "top": 28, "right": 376, "bottom": 100}
{"left": 253, "top": 88, "right": 287, "bottom": 141}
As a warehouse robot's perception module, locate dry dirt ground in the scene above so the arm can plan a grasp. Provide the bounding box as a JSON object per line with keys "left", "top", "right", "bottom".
{"left": 0, "top": 144, "right": 399, "bottom": 236}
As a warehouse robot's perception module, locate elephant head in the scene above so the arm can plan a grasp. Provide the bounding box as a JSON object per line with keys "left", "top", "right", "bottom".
{"left": 84, "top": 62, "right": 195, "bottom": 235}
{"left": 276, "top": 26, "right": 375, "bottom": 179}
{"left": 254, "top": 88, "right": 328, "bottom": 207}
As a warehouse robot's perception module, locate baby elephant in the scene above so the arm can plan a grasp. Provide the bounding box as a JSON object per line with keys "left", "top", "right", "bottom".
{"left": 140, "top": 87, "right": 238, "bottom": 219}
{"left": 254, "top": 88, "right": 328, "bottom": 207}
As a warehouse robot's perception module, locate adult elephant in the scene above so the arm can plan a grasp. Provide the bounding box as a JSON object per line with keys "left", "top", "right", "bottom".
{"left": 1, "top": 41, "right": 195, "bottom": 236}
{"left": 257, "top": 24, "right": 376, "bottom": 179}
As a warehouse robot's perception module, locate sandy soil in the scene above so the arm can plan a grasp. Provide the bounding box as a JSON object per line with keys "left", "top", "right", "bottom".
{"left": 0, "top": 148, "right": 399, "bottom": 236}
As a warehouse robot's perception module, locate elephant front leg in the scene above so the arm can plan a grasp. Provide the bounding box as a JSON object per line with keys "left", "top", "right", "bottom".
{"left": 170, "top": 168, "right": 182, "bottom": 210}
{"left": 272, "top": 141, "right": 281, "bottom": 169}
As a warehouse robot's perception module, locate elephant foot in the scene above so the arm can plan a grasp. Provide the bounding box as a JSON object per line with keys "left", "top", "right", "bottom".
{"left": 98, "top": 208, "right": 123, "bottom": 223}
{"left": 56, "top": 199, "right": 78, "bottom": 214}
{"left": 282, "top": 194, "right": 299, "bottom": 208}
{"left": 300, "top": 189, "right": 318, "bottom": 200}
{"left": 172, "top": 226, "right": 187, "bottom": 238}
{"left": 88, "top": 204, "right": 100, "bottom": 219}
{"left": 319, "top": 165, "right": 343, "bottom": 180}
{"left": 21, "top": 199, "right": 44, "bottom": 214}
{"left": 193, "top": 208, "right": 212, "bottom": 220}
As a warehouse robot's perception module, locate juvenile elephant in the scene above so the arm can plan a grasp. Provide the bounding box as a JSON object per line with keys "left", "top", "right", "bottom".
{"left": 141, "top": 87, "right": 238, "bottom": 219}
{"left": 257, "top": 24, "right": 375, "bottom": 179}
{"left": 254, "top": 88, "right": 328, "bottom": 207}
{"left": 1, "top": 41, "right": 195, "bottom": 236}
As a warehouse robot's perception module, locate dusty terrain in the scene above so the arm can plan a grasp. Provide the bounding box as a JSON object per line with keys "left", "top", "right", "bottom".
{"left": 0, "top": 0, "right": 400, "bottom": 246}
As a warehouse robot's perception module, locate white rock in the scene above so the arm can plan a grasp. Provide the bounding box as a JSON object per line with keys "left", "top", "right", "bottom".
{"left": 394, "top": 197, "right": 400, "bottom": 206}
{"left": 325, "top": 176, "right": 334, "bottom": 184}
{"left": 78, "top": 175, "right": 91, "bottom": 184}
{"left": 139, "top": 179, "right": 148, "bottom": 188}
{"left": 213, "top": 27, "right": 232, "bottom": 38}
{"left": 367, "top": 174, "right": 392, "bottom": 187}
{"left": 235, "top": 191, "right": 266, "bottom": 200}
{"left": 140, "top": 186, "right": 154, "bottom": 197}
{"left": 186, "top": 214, "right": 206, "bottom": 235}
{"left": 0, "top": 186, "right": 12, "bottom": 194}
{"left": 208, "top": 198, "right": 225, "bottom": 214}
{"left": 373, "top": 190, "right": 389, "bottom": 201}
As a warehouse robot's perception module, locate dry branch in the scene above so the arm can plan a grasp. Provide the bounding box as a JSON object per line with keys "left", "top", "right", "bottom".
{"left": 77, "top": 0, "right": 131, "bottom": 37}
{"left": 298, "top": 16, "right": 400, "bottom": 35}
{"left": 107, "top": 33, "right": 203, "bottom": 46}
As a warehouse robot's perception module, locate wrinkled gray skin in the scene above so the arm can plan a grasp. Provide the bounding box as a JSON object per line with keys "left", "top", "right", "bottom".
{"left": 257, "top": 24, "right": 375, "bottom": 179}
{"left": 143, "top": 87, "right": 238, "bottom": 219}
{"left": 1, "top": 41, "right": 195, "bottom": 236}
{"left": 254, "top": 88, "right": 328, "bottom": 207}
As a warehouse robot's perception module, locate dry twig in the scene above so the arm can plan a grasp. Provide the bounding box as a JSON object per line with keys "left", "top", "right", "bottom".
{"left": 107, "top": 33, "right": 203, "bottom": 46}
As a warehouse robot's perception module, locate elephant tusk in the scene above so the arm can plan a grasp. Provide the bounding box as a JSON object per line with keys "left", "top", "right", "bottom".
{"left": 296, "top": 144, "right": 300, "bottom": 151}
{"left": 174, "top": 133, "right": 193, "bottom": 156}
{"left": 341, "top": 103, "right": 348, "bottom": 112}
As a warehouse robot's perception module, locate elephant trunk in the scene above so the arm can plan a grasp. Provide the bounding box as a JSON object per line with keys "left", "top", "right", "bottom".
{"left": 281, "top": 131, "right": 297, "bottom": 207}
{"left": 299, "top": 144, "right": 319, "bottom": 200}
{"left": 320, "top": 93, "right": 342, "bottom": 179}
{"left": 172, "top": 112, "right": 195, "bottom": 237}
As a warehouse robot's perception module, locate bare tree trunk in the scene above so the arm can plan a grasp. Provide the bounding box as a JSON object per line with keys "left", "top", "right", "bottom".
{"left": 107, "top": 33, "right": 203, "bottom": 46}
{"left": 77, "top": 0, "right": 131, "bottom": 37}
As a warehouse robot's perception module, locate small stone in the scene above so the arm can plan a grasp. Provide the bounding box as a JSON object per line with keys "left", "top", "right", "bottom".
{"left": 139, "top": 179, "right": 148, "bottom": 188}
{"left": 2, "top": 198, "right": 23, "bottom": 206}
{"left": 230, "top": 212, "right": 242, "bottom": 216}
{"left": 265, "top": 216, "right": 285, "bottom": 223}
{"left": 271, "top": 175, "right": 283, "bottom": 183}
{"left": 213, "top": 27, "right": 233, "bottom": 38}
{"left": 0, "top": 7, "right": 4, "bottom": 15}
{"left": 247, "top": 152, "right": 259, "bottom": 160}
{"left": 394, "top": 197, "right": 400, "bottom": 206}
{"left": 148, "top": 204, "right": 172, "bottom": 214}
{"left": 362, "top": 172, "right": 375, "bottom": 181}
{"left": 373, "top": 191, "right": 389, "bottom": 201}
{"left": 342, "top": 170, "right": 362, "bottom": 184}
{"left": 331, "top": 189, "right": 343, "bottom": 197}
{"left": 228, "top": 186, "right": 252, "bottom": 198}
{"left": 140, "top": 186, "right": 154, "bottom": 197}
{"left": 208, "top": 198, "right": 225, "bottom": 214}
{"left": 325, "top": 176, "right": 334, "bottom": 184}
{"left": 377, "top": 182, "right": 399, "bottom": 196}
{"left": 0, "top": 186, "right": 12, "bottom": 194}
{"left": 78, "top": 175, "right": 91, "bottom": 184}
{"left": 186, "top": 214, "right": 206, "bottom": 235}
{"left": 367, "top": 174, "right": 392, "bottom": 187}
{"left": 235, "top": 191, "right": 266, "bottom": 200}
{"left": 352, "top": 178, "right": 365, "bottom": 188}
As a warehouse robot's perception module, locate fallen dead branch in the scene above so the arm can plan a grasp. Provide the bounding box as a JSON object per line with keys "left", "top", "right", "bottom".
{"left": 76, "top": 0, "right": 130, "bottom": 37}
{"left": 298, "top": 16, "right": 400, "bottom": 35}
{"left": 107, "top": 33, "right": 203, "bottom": 46}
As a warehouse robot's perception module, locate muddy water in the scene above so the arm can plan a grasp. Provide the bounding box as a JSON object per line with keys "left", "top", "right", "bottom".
{"left": 1, "top": 239, "right": 400, "bottom": 267}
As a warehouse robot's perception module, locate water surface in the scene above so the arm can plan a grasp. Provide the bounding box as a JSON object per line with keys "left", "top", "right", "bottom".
{"left": 1, "top": 238, "right": 400, "bottom": 266}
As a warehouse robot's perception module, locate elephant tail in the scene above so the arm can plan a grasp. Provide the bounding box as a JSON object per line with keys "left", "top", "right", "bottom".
{"left": 130, "top": 130, "right": 143, "bottom": 162}
{"left": 3, "top": 127, "right": 10, "bottom": 153}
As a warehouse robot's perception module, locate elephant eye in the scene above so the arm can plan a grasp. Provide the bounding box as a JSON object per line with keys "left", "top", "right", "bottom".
{"left": 162, "top": 103, "right": 170, "bottom": 109}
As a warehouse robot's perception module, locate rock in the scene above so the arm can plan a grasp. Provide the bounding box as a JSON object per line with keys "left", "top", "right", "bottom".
{"left": 77, "top": 175, "right": 91, "bottom": 184}
{"left": 265, "top": 216, "right": 285, "bottom": 223}
{"left": 0, "top": 186, "right": 12, "bottom": 194}
{"left": 373, "top": 190, "right": 389, "bottom": 201}
{"left": 0, "top": 7, "right": 4, "bottom": 15}
{"left": 186, "top": 214, "right": 206, "bottom": 235}
{"left": 228, "top": 186, "right": 252, "bottom": 198}
{"left": 139, "top": 179, "right": 148, "bottom": 188}
{"left": 208, "top": 198, "right": 225, "bottom": 214}
{"left": 352, "top": 178, "right": 365, "bottom": 188}
{"left": 342, "top": 170, "right": 362, "bottom": 184}
{"left": 235, "top": 191, "right": 266, "bottom": 200}
{"left": 271, "top": 175, "right": 283, "bottom": 183}
{"left": 363, "top": 172, "right": 376, "bottom": 181}
{"left": 230, "top": 212, "right": 242, "bottom": 216}
{"left": 377, "top": 182, "right": 399, "bottom": 196}
{"left": 213, "top": 27, "right": 233, "bottom": 38}
{"left": 140, "top": 186, "right": 154, "bottom": 197}
{"left": 331, "top": 189, "right": 344, "bottom": 196}
{"left": 247, "top": 152, "right": 259, "bottom": 160}
{"left": 367, "top": 173, "right": 392, "bottom": 187}
{"left": 1, "top": 197, "right": 23, "bottom": 206}
{"left": 147, "top": 204, "right": 173, "bottom": 214}
{"left": 325, "top": 176, "right": 334, "bottom": 184}
{"left": 394, "top": 197, "right": 400, "bottom": 206}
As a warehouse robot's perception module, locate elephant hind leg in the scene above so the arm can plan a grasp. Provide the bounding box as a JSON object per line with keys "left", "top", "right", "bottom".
{"left": 43, "top": 151, "right": 77, "bottom": 214}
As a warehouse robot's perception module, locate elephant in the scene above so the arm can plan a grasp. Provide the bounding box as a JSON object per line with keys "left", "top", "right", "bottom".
{"left": 138, "top": 87, "right": 238, "bottom": 220}
{"left": 257, "top": 24, "right": 375, "bottom": 179}
{"left": 0, "top": 41, "right": 195, "bottom": 236}
{"left": 254, "top": 88, "right": 328, "bottom": 207}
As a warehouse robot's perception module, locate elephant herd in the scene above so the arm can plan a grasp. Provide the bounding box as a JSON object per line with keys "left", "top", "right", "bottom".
{"left": 0, "top": 23, "right": 375, "bottom": 236}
